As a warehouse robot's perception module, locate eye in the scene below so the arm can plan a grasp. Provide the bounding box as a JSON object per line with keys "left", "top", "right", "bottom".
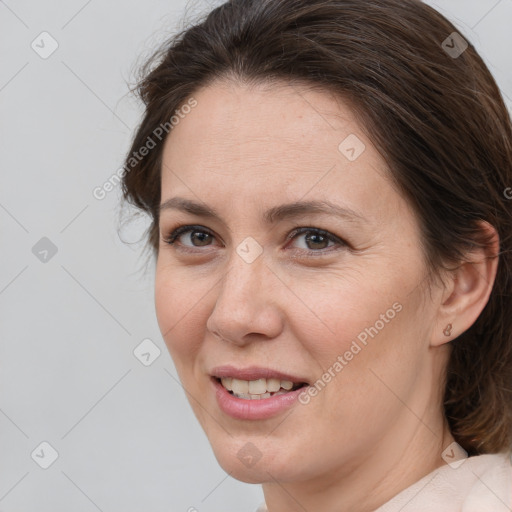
{"left": 287, "top": 227, "right": 346, "bottom": 253}
{"left": 161, "top": 224, "right": 347, "bottom": 255}
{"left": 162, "top": 225, "right": 216, "bottom": 249}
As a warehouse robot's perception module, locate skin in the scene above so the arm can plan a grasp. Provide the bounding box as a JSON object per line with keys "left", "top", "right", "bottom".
{"left": 154, "top": 80, "right": 498, "bottom": 512}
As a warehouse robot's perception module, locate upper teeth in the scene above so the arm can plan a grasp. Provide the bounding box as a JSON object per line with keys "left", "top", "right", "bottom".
{"left": 221, "top": 377, "right": 295, "bottom": 395}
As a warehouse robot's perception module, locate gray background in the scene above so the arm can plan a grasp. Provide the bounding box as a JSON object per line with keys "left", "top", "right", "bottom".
{"left": 0, "top": 1, "right": 511, "bottom": 511}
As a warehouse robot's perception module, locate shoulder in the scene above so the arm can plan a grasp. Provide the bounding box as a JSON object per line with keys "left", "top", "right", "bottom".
{"left": 463, "top": 452, "right": 512, "bottom": 511}
{"left": 377, "top": 452, "right": 512, "bottom": 512}
{"left": 255, "top": 453, "right": 512, "bottom": 512}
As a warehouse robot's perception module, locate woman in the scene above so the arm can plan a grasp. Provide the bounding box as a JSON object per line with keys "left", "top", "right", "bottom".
{"left": 121, "top": 0, "right": 512, "bottom": 510}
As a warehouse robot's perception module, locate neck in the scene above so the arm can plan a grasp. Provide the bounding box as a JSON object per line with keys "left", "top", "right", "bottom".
{"left": 261, "top": 372, "right": 455, "bottom": 512}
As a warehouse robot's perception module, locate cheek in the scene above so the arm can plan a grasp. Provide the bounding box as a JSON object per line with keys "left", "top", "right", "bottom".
{"left": 296, "top": 276, "right": 401, "bottom": 354}
{"left": 308, "top": 292, "right": 425, "bottom": 425}
{"left": 297, "top": 271, "right": 422, "bottom": 400}
{"left": 154, "top": 267, "right": 206, "bottom": 365}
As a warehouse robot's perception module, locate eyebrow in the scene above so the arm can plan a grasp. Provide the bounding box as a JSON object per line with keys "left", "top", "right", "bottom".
{"left": 158, "top": 197, "right": 367, "bottom": 225}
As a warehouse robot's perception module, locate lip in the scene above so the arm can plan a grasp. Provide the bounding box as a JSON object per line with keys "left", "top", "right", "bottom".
{"left": 212, "top": 377, "right": 307, "bottom": 420}
{"left": 210, "top": 365, "right": 308, "bottom": 383}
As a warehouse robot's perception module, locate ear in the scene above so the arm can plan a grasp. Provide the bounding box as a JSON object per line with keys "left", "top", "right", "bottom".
{"left": 431, "top": 221, "right": 500, "bottom": 347}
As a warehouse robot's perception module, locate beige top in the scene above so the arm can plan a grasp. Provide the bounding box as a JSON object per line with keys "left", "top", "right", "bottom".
{"left": 255, "top": 452, "right": 512, "bottom": 511}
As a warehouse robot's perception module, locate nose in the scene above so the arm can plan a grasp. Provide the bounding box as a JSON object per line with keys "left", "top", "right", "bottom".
{"left": 206, "top": 249, "right": 284, "bottom": 347}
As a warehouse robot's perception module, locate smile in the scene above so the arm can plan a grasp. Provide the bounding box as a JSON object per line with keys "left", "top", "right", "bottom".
{"left": 210, "top": 366, "right": 310, "bottom": 420}
{"left": 217, "top": 377, "right": 306, "bottom": 400}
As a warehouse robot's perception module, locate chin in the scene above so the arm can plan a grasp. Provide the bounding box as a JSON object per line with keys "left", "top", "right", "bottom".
{"left": 208, "top": 434, "right": 306, "bottom": 484}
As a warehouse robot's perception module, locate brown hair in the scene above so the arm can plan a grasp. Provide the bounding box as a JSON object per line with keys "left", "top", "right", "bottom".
{"left": 121, "top": 0, "right": 512, "bottom": 455}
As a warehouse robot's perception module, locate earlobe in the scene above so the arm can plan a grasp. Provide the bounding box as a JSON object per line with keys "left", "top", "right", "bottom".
{"left": 431, "top": 221, "right": 499, "bottom": 347}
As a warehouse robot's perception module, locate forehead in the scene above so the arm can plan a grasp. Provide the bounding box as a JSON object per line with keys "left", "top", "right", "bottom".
{"left": 163, "top": 80, "right": 364, "bottom": 169}
{"left": 159, "top": 80, "right": 404, "bottom": 225}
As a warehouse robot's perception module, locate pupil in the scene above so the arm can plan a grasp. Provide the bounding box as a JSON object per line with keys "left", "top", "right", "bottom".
{"left": 306, "top": 233, "right": 327, "bottom": 249}
{"left": 192, "top": 232, "right": 211, "bottom": 246}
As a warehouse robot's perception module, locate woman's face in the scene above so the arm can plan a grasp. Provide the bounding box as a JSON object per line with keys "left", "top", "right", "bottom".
{"left": 155, "top": 80, "right": 450, "bottom": 484}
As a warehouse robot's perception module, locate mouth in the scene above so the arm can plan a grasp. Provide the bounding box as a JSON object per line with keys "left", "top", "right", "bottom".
{"left": 210, "top": 366, "right": 310, "bottom": 420}
{"left": 213, "top": 376, "right": 308, "bottom": 400}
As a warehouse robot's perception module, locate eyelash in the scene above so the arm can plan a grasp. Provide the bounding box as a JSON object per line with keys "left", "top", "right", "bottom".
{"left": 161, "top": 224, "right": 347, "bottom": 256}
